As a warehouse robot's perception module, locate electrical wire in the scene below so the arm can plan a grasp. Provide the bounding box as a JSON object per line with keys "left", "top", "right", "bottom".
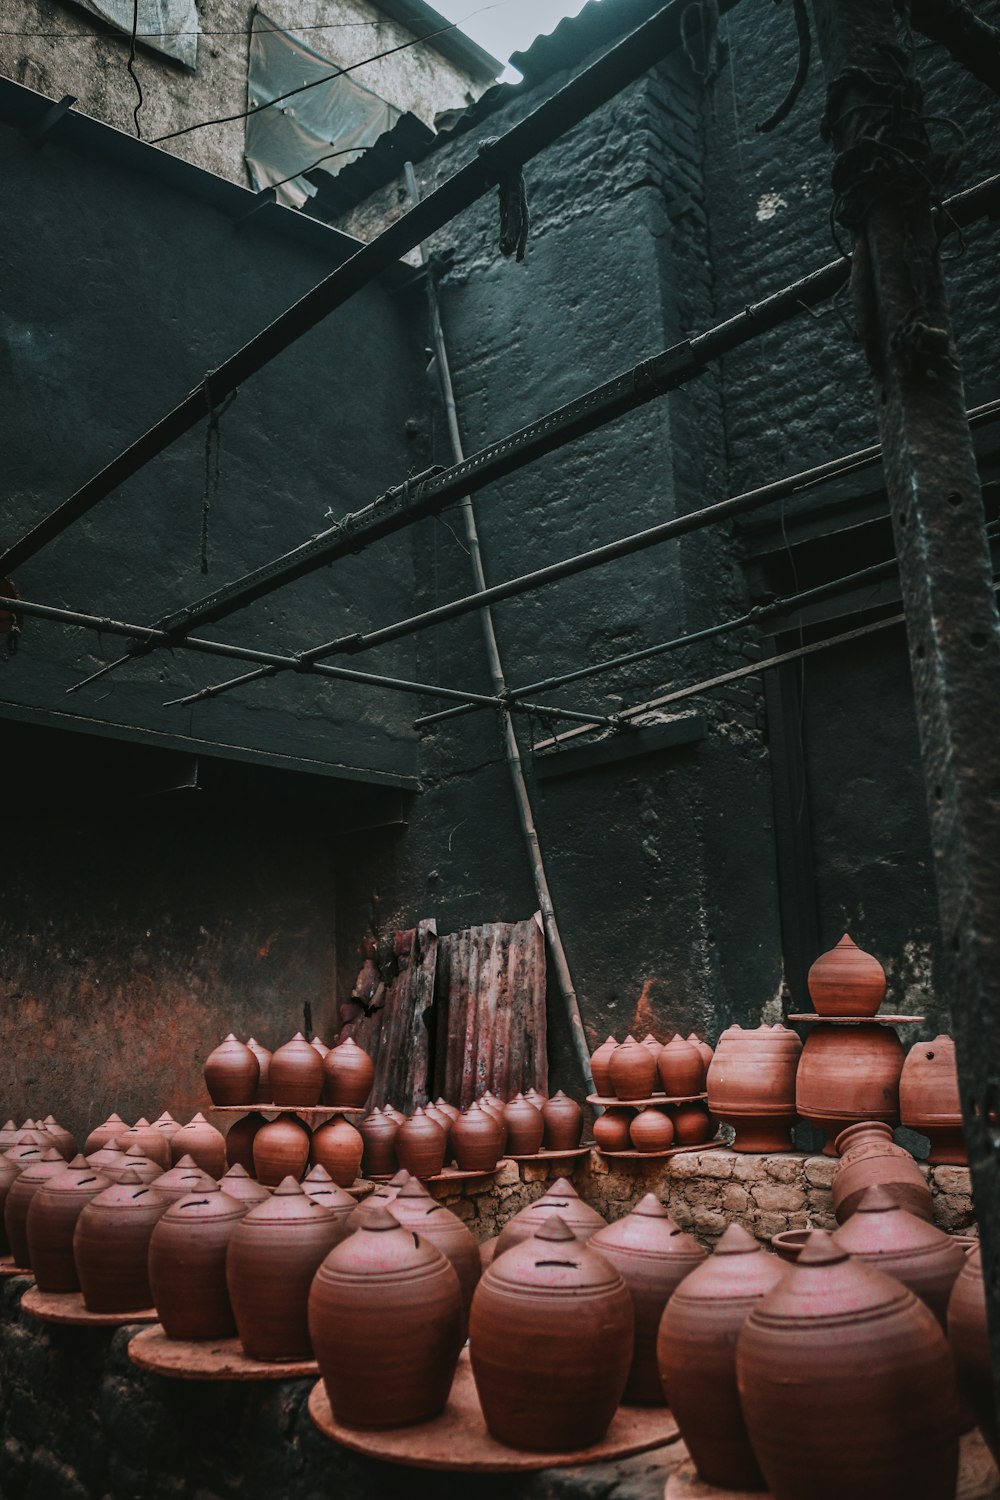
{"left": 265, "top": 143, "right": 372, "bottom": 192}
{"left": 126, "top": 0, "right": 143, "bottom": 138}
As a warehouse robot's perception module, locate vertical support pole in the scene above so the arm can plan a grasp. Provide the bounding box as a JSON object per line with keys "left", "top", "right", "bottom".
{"left": 811, "top": 0, "right": 1000, "bottom": 1414}
{"left": 763, "top": 654, "right": 821, "bottom": 1010}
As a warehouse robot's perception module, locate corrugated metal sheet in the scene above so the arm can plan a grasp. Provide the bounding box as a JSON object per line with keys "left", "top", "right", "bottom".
{"left": 347, "top": 919, "right": 438, "bottom": 1113}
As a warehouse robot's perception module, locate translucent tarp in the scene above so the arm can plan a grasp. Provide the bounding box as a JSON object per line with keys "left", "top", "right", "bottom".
{"left": 75, "top": 0, "right": 199, "bottom": 70}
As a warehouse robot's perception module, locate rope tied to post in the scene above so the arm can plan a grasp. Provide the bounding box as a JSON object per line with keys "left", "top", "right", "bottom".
{"left": 201, "top": 375, "right": 239, "bottom": 575}
{"left": 478, "top": 138, "right": 529, "bottom": 263}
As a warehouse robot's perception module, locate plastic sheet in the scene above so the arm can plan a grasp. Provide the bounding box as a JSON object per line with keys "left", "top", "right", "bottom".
{"left": 75, "top": 0, "right": 199, "bottom": 70}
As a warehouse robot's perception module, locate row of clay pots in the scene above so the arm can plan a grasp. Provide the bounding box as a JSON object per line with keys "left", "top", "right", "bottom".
{"left": 592, "top": 1102, "right": 714, "bottom": 1153}
{"left": 590, "top": 1034, "right": 709, "bottom": 1102}
{"left": 223, "top": 1112, "right": 364, "bottom": 1189}
{"left": 0, "top": 1116, "right": 76, "bottom": 1160}
{"left": 205, "top": 1033, "right": 375, "bottom": 1109}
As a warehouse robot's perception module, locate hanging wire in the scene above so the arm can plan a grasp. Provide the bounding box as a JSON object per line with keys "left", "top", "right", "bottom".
{"left": 754, "top": 0, "right": 811, "bottom": 133}
{"left": 126, "top": 0, "right": 143, "bottom": 139}
{"left": 201, "top": 384, "right": 239, "bottom": 574}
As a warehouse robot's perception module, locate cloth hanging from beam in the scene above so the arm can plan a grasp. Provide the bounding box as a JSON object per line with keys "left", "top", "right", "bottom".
{"left": 344, "top": 920, "right": 438, "bottom": 1113}
{"left": 70, "top": 0, "right": 198, "bottom": 69}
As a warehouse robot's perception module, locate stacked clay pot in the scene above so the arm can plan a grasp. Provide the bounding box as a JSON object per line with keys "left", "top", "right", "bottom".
{"left": 153, "top": 1156, "right": 217, "bottom": 1205}
{"left": 26, "top": 1156, "right": 111, "bottom": 1291}
{"left": 831, "top": 1184, "right": 966, "bottom": 1325}
{"left": 360, "top": 1109, "right": 398, "bottom": 1176}
{"left": 0, "top": 1154, "right": 20, "bottom": 1255}
{"left": 322, "top": 1038, "right": 374, "bottom": 1108}
{"left": 808, "top": 932, "right": 887, "bottom": 1015}
{"left": 593, "top": 1107, "right": 633, "bottom": 1153}
{"left": 204, "top": 1034, "right": 260, "bottom": 1106}
{"left": 225, "top": 1112, "right": 267, "bottom": 1173}
{"left": 494, "top": 1177, "right": 605, "bottom": 1258}
{"left": 608, "top": 1036, "right": 657, "bottom": 1101}
{"left": 74, "top": 1170, "right": 167, "bottom": 1312}
{"left": 900, "top": 1034, "right": 966, "bottom": 1164}
{"left": 832, "top": 1121, "right": 933, "bottom": 1223}
{"left": 309, "top": 1202, "right": 464, "bottom": 1428}
{"left": 657, "top": 1035, "right": 705, "bottom": 1096}
{"left": 114, "top": 1120, "right": 171, "bottom": 1172}
{"left": 300, "top": 1165, "right": 357, "bottom": 1226}
{"left": 270, "top": 1033, "right": 324, "bottom": 1107}
{"left": 629, "top": 1108, "right": 674, "bottom": 1153}
{"left": 149, "top": 1183, "right": 248, "bottom": 1339}
{"left": 504, "top": 1094, "right": 544, "bottom": 1156}
{"left": 450, "top": 1102, "right": 502, "bottom": 1172}
{"left": 796, "top": 1025, "right": 905, "bottom": 1154}
{"left": 253, "top": 1113, "right": 311, "bottom": 1188}
{"left": 589, "top": 1036, "right": 618, "bottom": 1095}
{"left": 707, "top": 1023, "right": 802, "bottom": 1151}
{"left": 736, "top": 1231, "right": 960, "bottom": 1500}
{"left": 541, "top": 1091, "right": 583, "bottom": 1150}
{"left": 672, "top": 1102, "right": 714, "bottom": 1145}
{"left": 219, "top": 1164, "right": 271, "bottom": 1207}
{"left": 4, "top": 1149, "right": 72, "bottom": 1267}
{"left": 388, "top": 1179, "right": 481, "bottom": 1336}
{"left": 247, "top": 1039, "right": 271, "bottom": 1104}
{"left": 395, "top": 1108, "right": 447, "bottom": 1179}
{"left": 590, "top": 1194, "right": 705, "bottom": 1405}
{"left": 687, "top": 1033, "right": 714, "bottom": 1072}
{"left": 169, "top": 1114, "right": 226, "bottom": 1176}
{"left": 948, "top": 1245, "right": 998, "bottom": 1463}
{"left": 311, "top": 1116, "right": 363, "bottom": 1188}
{"left": 657, "top": 1222, "right": 785, "bottom": 1490}
{"left": 83, "top": 1114, "right": 126, "bottom": 1156}
{"left": 470, "top": 1215, "right": 633, "bottom": 1450}
{"left": 41, "top": 1117, "right": 76, "bottom": 1160}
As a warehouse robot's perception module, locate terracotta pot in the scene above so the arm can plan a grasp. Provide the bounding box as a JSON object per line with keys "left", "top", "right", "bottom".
{"left": 225, "top": 1111, "right": 266, "bottom": 1173}
{"left": 479, "top": 1096, "right": 509, "bottom": 1152}
{"left": 641, "top": 1033, "right": 664, "bottom": 1064}
{"left": 5, "top": 1140, "right": 45, "bottom": 1176}
{"left": 5, "top": 1150, "right": 75, "bottom": 1267}
{"left": 687, "top": 1033, "right": 715, "bottom": 1073}
{"left": 0, "top": 1155, "right": 20, "bottom": 1255}
{"left": 0, "top": 1120, "right": 20, "bottom": 1152}
{"left": 270, "top": 1033, "right": 324, "bottom": 1107}
{"left": 832, "top": 1183, "right": 966, "bottom": 1325}
{"left": 589, "top": 1037, "right": 618, "bottom": 1096}
{"left": 450, "top": 1103, "right": 502, "bottom": 1171}
{"left": 494, "top": 1176, "right": 606, "bottom": 1257}
{"left": 309, "top": 1202, "right": 464, "bottom": 1428}
{"left": 82, "top": 1114, "right": 127, "bottom": 1156}
{"left": 360, "top": 1109, "right": 399, "bottom": 1177}
{"left": 591, "top": 1193, "right": 707, "bottom": 1405}
{"left": 253, "top": 1114, "right": 311, "bottom": 1187}
{"left": 796, "top": 1024, "right": 904, "bottom": 1152}
{"left": 247, "top": 1038, "right": 272, "bottom": 1104}
{"left": 219, "top": 1164, "right": 271, "bottom": 1206}
{"left": 25, "top": 1156, "right": 110, "bottom": 1291}
{"left": 434, "top": 1099, "right": 460, "bottom": 1124}
{"left": 311, "top": 1036, "right": 330, "bottom": 1058}
{"left": 86, "top": 1142, "right": 126, "bottom": 1176}
{"left": 114, "top": 1124, "right": 171, "bottom": 1171}
{"left": 657, "top": 1223, "right": 786, "bottom": 1490}
{"left": 41, "top": 1117, "right": 76, "bottom": 1160}
{"left": 226, "top": 1177, "right": 349, "bottom": 1360}
{"left": 204, "top": 1033, "right": 260, "bottom": 1107}
{"left": 657, "top": 1035, "right": 705, "bottom": 1097}
{"left": 503, "top": 1095, "right": 544, "bottom": 1155}
{"left": 807, "top": 932, "right": 886, "bottom": 1017}
{"left": 152, "top": 1112, "right": 181, "bottom": 1141}
{"left": 470, "top": 1215, "right": 634, "bottom": 1450}
{"left": 899, "top": 1035, "right": 966, "bottom": 1164}
{"left": 169, "top": 1114, "right": 227, "bottom": 1177}
{"left": 104, "top": 1144, "right": 164, "bottom": 1186}
{"left": 949, "top": 1246, "right": 998, "bottom": 1463}
{"left": 541, "top": 1091, "right": 583, "bottom": 1150}
{"left": 395, "top": 1109, "right": 447, "bottom": 1179}
{"left": 630, "top": 1108, "right": 674, "bottom": 1152}
{"left": 382, "top": 1102, "right": 406, "bottom": 1125}
{"left": 523, "top": 1088, "right": 548, "bottom": 1111}
{"left": 672, "top": 1103, "right": 714, "bottom": 1146}
{"left": 770, "top": 1228, "right": 813, "bottom": 1263}
{"left": 73, "top": 1170, "right": 168, "bottom": 1312}
{"left": 388, "top": 1177, "right": 481, "bottom": 1337}
{"left": 832, "top": 1121, "right": 932, "bottom": 1223}
{"left": 593, "top": 1107, "right": 634, "bottom": 1152}
{"left": 707, "top": 1023, "right": 802, "bottom": 1152}
{"left": 424, "top": 1103, "right": 453, "bottom": 1142}
{"left": 152, "top": 1155, "right": 218, "bottom": 1205}
{"left": 609, "top": 1035, "right": 657, "bottom": 1101}
{"left": 149, "top": 1184, "right": 247, "bottom": 1339}
{"left": 322, "top": 1038, "right": 374, "bottom": 1108}
{"left": 311, "top": 1116, "right": 363, "bottom": 1187}
{"left": 300, "top": 1164, "right": 357, "bottom": 1225}
{"left": 736, "top": 1231, "right": 959, "bottom": 1500}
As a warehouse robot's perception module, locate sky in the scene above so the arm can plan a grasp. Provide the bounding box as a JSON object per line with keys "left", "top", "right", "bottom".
{"left": 431, "top": 0, "right": 595, "bottom": 80}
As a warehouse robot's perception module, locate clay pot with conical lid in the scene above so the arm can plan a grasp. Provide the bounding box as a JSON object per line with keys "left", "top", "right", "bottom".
{"left": 832, "top": 1184, "right": 967, "bottom": 1324}
{"left": 707, "top": 1023, "right": 802, "bottom": 1152}
{"left": 104, "top": 1143, "right": 164, "bottom": 1186}
{"left": 26, "top": 1156, "right": 111, "bottom": 1291}
{"left": 219, "top": 1164, "right": 271, "bottom": 1207}
{"left": 504, "top": 1094, "right": 544, "bottom": 1156}
{"left": 0, "top": 1121, "right": 20, "bottom": 1151}
{"left": 470, "top": 1214, "right": 634, "bottom": 1450}
{"left": 494, "top": 1176, "right": 606, "bottom": 1258}
{"left": 321, "top": 1037, "right": 374, "bottom": 1108}
{"left": 149, "top": 1183, "right": 248, "bottom": 1340}
{"left": 5, "top": 1149, "right": 75, "bottom": 1267}
{"left": 300, "top": 1165, "right": 357, "bottom": 1226}
{"left": 657, "top": 1222, "right": 786, "bottom": 1490}
{"left": 641, "top": 1033, "right": 663, "bottom": 1063}
{"left": 523, "top": 1087, "right": 547, "bottom": 1111}
{"left": 83, "top": 1113, "right": 126, "bottom": 1156}
{"left": 270, "top": 1033, "right": 324, "bottom": 1107}
{"left": 73, "top": 1170, "right": 168, "bottom": 1312}
{"left": 657, "top": 1035, "right": 704, "bottom": 1096}
{"left": 591, "top": 1193, "right": 706, "bottom": 1405}
{"left": 425, "top": 1102, "right": 452, "bottom": 1139}
{"left": 450, "top": 1103, "right": 502, "bottom": 1171}
{"left": 832, "top": 1121, "right": 932, "bottom": 1223}
{"left": 204, "top": 1033, "right": 260, "bottom": 1106}
{"left": 247, "top": 1038, "right": 271, "bottom": 1104}
{"left": 383, "top": 1102, "right": 406, "bottom": 1125}
{"left": 311, "top": 1115, "right": 363, "bottom": 1187}
{"left": 114, "top": 1124, "right": 171, "bottom": 1171}
{"left": 0, "top": 1155, "right": 20, "bottom": 1255}
{"left": 736, "top": 1231, "right": 959, "bottom": 1500}
{"left": 593, "top": 1107, "right": 634, "bottom": 1152}
{"left": 225, "top": 1111, "right": 266, "bottom": 1173}
{"left": 152, "top": 1155, "right": 217, "bottom": 1205}
{"left": 808, "top": 932, "right": 887, "bottom": 1016}
{"left": 541, "top": 1091, "right": 583, "bottom": 1150}
{"left": 42, "top": 1116, "right": 76, "bottom": 1160}
{"left": 796, "top": 1025, "right": 904, "bottom": 1153}
{"left": 629, "top": 1108, "right": 674, "bottom": 1153}
{"left": 359, "top": 1109, "right": 398, "bottom": 1177}
{"left": 226, "top": 1176, "right": 348, "bottom": 1359}
{"left": 311, "top": 1036, "right": 329, "bottom": 1058}
{"left": 900, "top": 1035, "right": 966, "bottom": 1164}
{"left": 609, "top": 1035, "right": 657, "bottom": 1101}
{"left": 86, "top": 1141, "right": 126, "bottom": 1176}
{"left": 590, "top": 1037, "right": 618, "bottom": 1096}
{"left": 435, "top": 1098, "right": 460, "bottom": 1124}
{"left": 5, "top": 1138, "right": 45, "bottom": 1175}
{"left": 479, "top": 1095, "right": 508, "bottom": 1152}
{"left": 309, "top": 1201, "right": 463, "bottom": 1428}
{"left": 253, "top": 1113, "right": 311, "bottom": 1187}
{"left": 152, "top": 1111, "right": 180, "bottom": 1141}
{"left": 388, "top": 1178, "right": 481, "bottom": 1337}
{"left": 949, "top": 1245, "right": 998, "bottom": 1462}
{"left": 687, "top": 1033, "right": 714, "bottom": 1072}
{"left": 395, "top": 1109, "right": 447, "bottom": 1179}
{"left": 169, "top": 1113, "right": 226, "bottom": 1177}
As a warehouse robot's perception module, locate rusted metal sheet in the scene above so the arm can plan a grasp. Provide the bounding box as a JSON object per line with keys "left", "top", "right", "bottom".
{"left": 345, "top": 920, "right": 438, "bottom": 1114}
{"left": 434, "top": 913, "right": 547, "bottom": 1108}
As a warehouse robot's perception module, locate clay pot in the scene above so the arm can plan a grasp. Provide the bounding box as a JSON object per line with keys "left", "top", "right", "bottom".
{"left": 707, "top": 1023, "right": 802, "bottom": 1152}
{"left": 41, "top": 1117, "right": 76, "bottom": 1160}
{"left": 152, "top": 1112, "right": 181, "bottom": 1141}
{"left": 470, "top": 1215, "right": 634, "bottom": 1450}
{"left": 148, "top": 1184, "right": 247, "bottom": 1340}
{"left": 225, "top": 1111, "right": 267, "bottom": 1173}
{"left": 311, "top": 1116, "right": 363, "bottom": 1188}
{"left": 25, "top": 1156, "right": 110, "bottom": 1291}
{"left": 204, "top": 1033, "right": 260, "bottom": 1106}
{"left": 247, "top": 1038, "right": 272, "bottom": 1104}
{"left": 593, "top": 1107, "right": 634, "bottom": 1152}
{"left": 494, "top": 1176, "right": 606, "bottom": 1257}
{"left": 949, "top": 1246, "right": 998, "bottom": 1463}
{"left": 311, "top": 1036, "right": 330, "bottom": 1058}
{"left": 388, "top": 1178, "right": 481, "bottom": 1337}
{"left": 152, "top": 1155, "right": 218, "bottom": 1205}
{"left": 541, "top": 1091, "right": 584, "bottom": 1150}
{"left": 687, "top": 1033, "right": 715, "bottom": 1072}
{"left": 900, "top": 1035, "right": 966, "bottom": 1164}
{"left": 657, "top": 1223, "right": 786, "bottom": 1490}
{"left": 657, "top": 1035, "right": 705, "bottom": 1097}
{"left": 73, "top": 1170, "right": 168, "bottom": 1312}
{"left": 479, "top": 1095, "right": 508, "bottom": 1152}
{"left": 82, "top": 1114, "right": 127, "bottom": 1155}
{"left": 395, "top": 1109, "right": 447, "bottom": 1179}
{"left": 309, "top": 1202, "right": 464, "bottom": 1428}
{"left": 104, "top": 1144, "right": 164, "bottom": 1186}
{"left": 0, "top": 1155, "right": 20, "bottom": 1255}
{"left": 5, "top": 1140, "right": 45, "bottom": 1176}
{"left": 270, "top": 1033, "right": 324, "bottom": 1107}
{"left": 5, "top": 1150, "right": 75, "bottom": 1267}
{"left": 382, "top": 1102, "right": 406, "bottom": 1125}
{"left": 629, "top": 1108, "right": 674, "bottom": 1152}
{"left": 226, "top": 1177, "right": 349, "bottom": 1360}
{"left": 832, "top": 1183, "right": 967, "bottom": 1325}
{"left": 253, "top": 1114, "right": 311, "bottom": 1187}
{"left": 770, "top": 1229, "right": 813, "bottom": 1262}
{"left": 0, "top": 1120, "right": 20, "bottom": 1151}
{"left": 796, "top": 1024, "right": 904, "bottom": 1152}
{"left": 641, "top": 1033, "right": 664, "bottom": 1063}
{"left": 591, "top": 1193, "right": 707, "bottom": 1405}
{"left": 300, "top": 1165, "right": 357, "bottom": 1225}
{"left": 322, "top": 1038, "right": 374, "bottom": 1108}
{"left": 589, "top": 1037, "right": 618, "bottom": 1096}
{"left": 736, "top": 1231, "right": 959, "bottom": 1500}
{"left": 114, "top": 1124, "right": 171, "bottom": 1171}
{"left": 424, "top": 1103, "right": 453, "bottom": 1142}
{"left": 608, "top": 1035, "right": 657, "bottom": 1101}
{"left": 434, "top": 1099, "right": 460, "bottom": 1124}
{"left": 832, "top": 1121, "right": 933, "bottom": 1223}
{"left": 807, "top": 932, "right": 886, "bottom": 1016}
{"left": 169, "top": 1113, "right": 227, "bottom": 1177}
{"left": 672, "top": 1103, "right": 714, "bottom": 1145}
{"left": 86, "top": 1142, "right": 126, "bottom": 1176}
{"left": 450, "top": 1103, "right": 502, "bottom": 1171}
{"left": 523, "top": 1088, "right": 547, "bottom": 1111}
{"left": 219, "top": 1164, "right": 271, "bottom": 1207}
{"left": 359, "top": 1109, "right": 399, "bottom": 1177}
{"left": 503, "top": 1095, "right": 543, "bottom": 1156}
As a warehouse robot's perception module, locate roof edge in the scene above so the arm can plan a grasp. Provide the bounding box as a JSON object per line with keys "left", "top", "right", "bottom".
{"left": 369, "top": 0, "right": 502, "bottom": 83}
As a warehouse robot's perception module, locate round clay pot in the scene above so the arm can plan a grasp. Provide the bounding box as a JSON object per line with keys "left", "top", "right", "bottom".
{"left": 541, "top": 1091, "right": 584, "bottom": 1151}
{"left": 629, "top": 1108, "right": 674, "bottom": 1152}
{"left": 0, "top": 1155, "right": 20, "bottom": 1255}
{"left": 641, "top": 1033, "right": 664, "bottom": 1064}
{"left": 523, "top": 1088, "right": 548, "bottom": 1111}
{"left": 672, "top": 1103, "right": 714, "bottom": 1146}
{"left": 300, "top": 1164, "right": 357, "bottom": 1225}
{"left": 149, "top": 1185, "right": 247, "bottom": 1340}
{"left": 503, "top": 1095, "right": 544, "bottom": 1156}
{"left": 226, "top": 1177, "right": 349, "bottom": 1360}
{"left": 0, "top": 1121, "right": 20, "bottom": 1151}
{"left": 657, "top": 1222, "right": 786, "bottom": 1490}
{"left": 899, "top": 1035, "right": 966, "bottom": 1164}
{"left": 832, "top": 1121, "right": 932, "bottom": 1223}
{"left": 382, "top": 1103, "right": 406, "bottom": 1125}
{"left": 104, "top": 1144, "right": 164, "bottom": 1186}
{"left": 247, "top": 1038, "right": 272, "bottom": 1104}
{"left": 270, "top": 1033, "right": 324, "bottom": 1107}
{"left": 388, "top": 1178, "right": 481, "bottom": 1337}
{"left": 253, "top": 1114, "right": 311, "bottom": 1187}
{"left": 219, "top": 1164, "right": 271, "bottom": 1207}
{"left": 479, "top": 1096, "right": 508, "bottom": 1152}
{"left": 309, "top": 1202, "right": 464, "bottom": 1428}
{"left": 322, "top": 1038, "right": 374, "bottom": 1108}
{"left": 311, "top": 1036, "right": 330, "bottom": 1058}
{"left": 311, "top": 1116, "right": 363, "bottom": 1187}
{"left": 736, "top": 1231, "right": 959, "bottom": 1500}
{"left": 151, "top": 1155, "right": 218, "bottom": 1205}
{"left": 41, "top": 1117, "right": 76, "bottom": 1160}
{"left": 204, "top": 1033, "right": 260, "bottom": 1107}
{"left": 770, "top": 1228, "right": 813, "bottom": 1263}
{"left": 609, "top": 1035, "right": 657, "bottom": 1101}
{"left": 73, "top": 1170, "right": 168, "bottom": 1312}
{"left": 169, "top": 1113, "right": 227, "bottom": 1177}
{"left": 152, "top": 1112, "right": 181, "bottom": 1141}
{"left": 707, "top": 1023, "right": 802, "bottom": 1152}
{"left": 687, "top": 1033, "right": 715, "bottom": 1073}
{"left": 360, "top": 1109, "right": 399, "bottom": 1177}
{"left": 832, "top": 1183, "right": 966, "bottom": 1325}
{"left": 434, "top": 1099, "right": 460, "bottom": 1124}
{"left": 657, "top": 1035, "right": 705, "bottom": 1097}
{"left": 470, "top": 1214, "right": 634, "bottom": 1450}
{"left": 225, "top": 1111, "right": 267, "bottom": 1173}
{"left": 590, "top": 1037, "right": 618, "bottom": 1096}
{"left": 450, "top": 1103, "right": 502, "bottom": 1171}
{"left": 591, "top": 1193, "right": 707, "bottom": 1405}
{"left": 796, "top": 1024, "right": 904, "bottom": 1153}
{"left": 593, "top": 1108, "right": 634, "bottom": 1152}
{"left": 26, "top": 1156, "right": 111, "bottom": 1291}
{"left": 5, "top": 1150, "right": 76, "bottom": 1267}
{"left": 114, "top": 1124, "right": 171, "bottom": 1171}
{"left": 494, "top": 1176, "right": 606, "bottom": 1258}
{"left": 82, "top": 1114, "right": 127, "bottom": 1156}
{"left": 395, "top": 1109, "right": 447, "bottom": 1179}
{"left": 807, "top": 932, "right": 886, "bottom": 1017}
{"left": 948, "top": 1246, "right": 998, "bottom": 1463}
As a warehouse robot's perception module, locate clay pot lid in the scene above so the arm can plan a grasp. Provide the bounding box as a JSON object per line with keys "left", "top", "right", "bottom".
{"left": 121, "top": 1144, "right": 162, "bottom": 1170}
{"left": 717, "top": 1223, "right": 768, "bottom": 1258}
{"left": 591, "top": 1193, "right": 706, "bottom": 1259}
{"left": 5, "top": 1142, "right": 44, "bottom": 1166}
{"left": 17, "top": 1148, "right": 72, "bottom": 1184}
{"left": 833, "top": 1185, "right": 958, "bottom": 1256}
{"left": 90, "top": 1170, "right": 165, "bottom": 1208}
{"left": 304, "top": 1164, "right": 332, "bottom": 1183}
{"left": 327, "top": 1203, "right": 451, "bottom": 1280}
{"left": 152, "top": 1112, "right": 177, "bottom": 1128}
{"left": 161, "top": 1186, "right": 246, "bottom": 1222}
{"left": 641, "top": 1033, "right": 663, "bottom": 1053}
{"left": 36, "top": 1156, "right": 109, "bottom": 1196}
{"left": 242, "top": 1175, "right": 335, "bottom": 1223}
{"left": 488, "top": 1214, "right": 625, "bottom": 1292}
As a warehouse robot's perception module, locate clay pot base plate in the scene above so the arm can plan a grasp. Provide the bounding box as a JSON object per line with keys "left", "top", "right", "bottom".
{"left": 129, "top": 1325, "right": 319, "bottom": 1381}
{"left": 587, "top": 1094, "right": 708, "bottom": 1108}
{"left": 209, "top": 1105, "right": 366, "bottom": 1119}
{"left": 21, "top": 1287, "right": 157, "bottom": 1326}
{"left": 307, "top": 1350, "right": 680, "bottom": 1472}
{"left": 506, "top": 1145, "right": 593, "bottom": 1162}
{"left": 369, "top": 1164, "right": 508, "bottom": 1184}
{"left": 787, "top": 1014, "right": 924, "bottom": 1025}
{"left": 0, "top": 1256, "right": 32, "bottom": 1279}
{"left": 596, "top": 1141, "right": 719, "bottom": 1161}
{"left": 665, "top": 1458, "right": 772, "bottom": 1499}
